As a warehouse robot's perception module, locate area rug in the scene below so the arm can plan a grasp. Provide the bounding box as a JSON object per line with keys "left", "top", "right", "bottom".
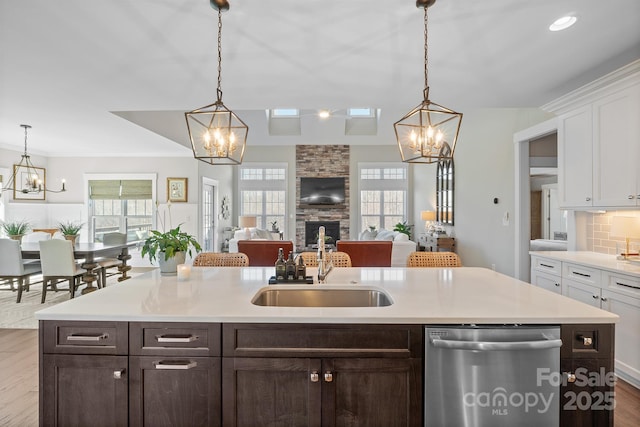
{"left": 0, "top": 267, "right": 156, "bottom": 329}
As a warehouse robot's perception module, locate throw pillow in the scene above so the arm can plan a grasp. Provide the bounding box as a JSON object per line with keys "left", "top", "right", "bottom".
{"left": 359, "top": 230, "right": 374, "bottom": 241}
{"left": 375, "top": 230, "right": 395, "bottom": 241}
{"left": 394, "top": 232, "right": 409, "bottom": 242}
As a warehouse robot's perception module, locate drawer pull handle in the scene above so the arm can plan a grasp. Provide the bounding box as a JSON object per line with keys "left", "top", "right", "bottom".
{"left": 566, "top": 372, "right": 576, "bottom": 383}
{"left": 324, "top": 371, "right": 333, "bottom": 383}
{"left": 555, "top": 283, "right": 560, "bottom": 287}
{"left": 153, "top": 360, "right": 197, "bottom": 370}
{"left": 113, "top": 369, "right": 125, "bottom": 379}
{"left": 583, "top": 337, "right": 593, "bottom": 346}
{"left": 615, "top": 281, "right": 640, "bottom": 290}
{"left": 310, "top": 372, "right": 319, "bottom": 382}
{"left": 572, "top": 271, "right": 591, "bottom": 278}
{"left": 592, "top": 295, "right": 599, "bottom": 299}
{"left": 586, "top": 197, "right": 591, "bottom": 202}
{"left": 600, "top": 297, "right": 608, "bottom": 302}
{"left": 540, "top": 263, "right": 554, "bottom": 269}
{"left": 66, "top": 333, "right": 108, "bottom": 342}
{"left": 629, "top": 195, "right": 635, "bottom": 200}
{"left": 156, "top": 334, "right": 198, "bottom": 343}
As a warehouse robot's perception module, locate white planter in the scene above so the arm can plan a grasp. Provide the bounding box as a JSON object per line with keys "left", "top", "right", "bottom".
{"left": 158, "top": 251, "right": 186, "bottom": 275}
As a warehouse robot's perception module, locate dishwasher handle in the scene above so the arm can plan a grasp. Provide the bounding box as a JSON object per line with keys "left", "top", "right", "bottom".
{"left": 430, "top": 338, "right": 563, "bottom": 351}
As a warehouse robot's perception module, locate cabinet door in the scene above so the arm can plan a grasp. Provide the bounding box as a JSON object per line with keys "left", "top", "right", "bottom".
{"left": 563, "top": 279, "right": 601, "bottom": 307}
{"left": 322, "top": 358, "right": 422, "bottom": 427}
{"left": 601, "top": 289, "right": 640, "bottom": 384}
{"left": 558, "top": 105, "right": 593, "bottom": 208}
{"left": 531, "top": 270, "right": 562, "bottom": 294}
{"left": 592, "top": 86, "right": 640, "bottom": 206}
{"left": 41, "top": 354, "right": 128, "bottom": 427}
{"left": 129, "top": 356, "right": 221, "bottom": 427}
{"left": 223, "top": 357, "right": 321, "bottom": 427}
{"left": 560, "top": 358, "right": 615, "bottom": 427}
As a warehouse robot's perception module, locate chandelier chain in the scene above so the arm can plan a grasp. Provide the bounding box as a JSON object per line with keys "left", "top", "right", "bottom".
{"left": 216, "top": 7, "right": 223, "bottom": 102}
{"left": 423, "top": 6, "right": 429, "bottom": 99}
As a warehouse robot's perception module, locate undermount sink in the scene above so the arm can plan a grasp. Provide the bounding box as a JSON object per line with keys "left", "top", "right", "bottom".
{"left": 251, "top": 286, "right": 393, "bottom": 307}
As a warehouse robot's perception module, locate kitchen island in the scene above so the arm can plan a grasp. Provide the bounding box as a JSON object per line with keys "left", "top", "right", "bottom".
{"left": 37, "top": 267, "right": 618, "bottom": 427}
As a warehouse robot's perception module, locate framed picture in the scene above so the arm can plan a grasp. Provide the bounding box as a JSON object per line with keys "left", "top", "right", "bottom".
{"left": 13, "top": 164, "right": 46, "bottom": 200}
{"left": 167, "top": 177, "right": 188, "bottom": 202}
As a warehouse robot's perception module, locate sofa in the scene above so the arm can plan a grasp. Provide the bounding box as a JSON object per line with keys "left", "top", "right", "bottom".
{"left": 356, "top": 229, "right": 417, "bottom": 267}
{"left": 228, "top": 228, "right": 285, "bottom": 253}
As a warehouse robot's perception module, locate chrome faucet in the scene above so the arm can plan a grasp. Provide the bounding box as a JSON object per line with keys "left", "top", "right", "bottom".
{"left": 317, "top": 226, "right": 333, "bottom": 283}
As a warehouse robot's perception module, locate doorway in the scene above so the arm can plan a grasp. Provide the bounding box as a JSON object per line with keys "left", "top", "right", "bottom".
{"left": 514, "top": 118, "right": 558, "bottom": 281}
{"left": 201, "top": 178, "right": 219, "bottom": 252}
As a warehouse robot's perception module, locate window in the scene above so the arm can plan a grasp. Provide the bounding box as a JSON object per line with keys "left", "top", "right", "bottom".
{"left": 358, "top": 163, "right": 408, "bottom": 232}
{"left": 238, "top": 164, "right": 287, "bottom": 231}
{"left": 436, "top": 155, "right": 454, "bottom": 225}
{"left": 88, "top": 179, "right": 153, "bottom": 242}
{"left": 348, "top": 108, "right": 374, "bottom": 117}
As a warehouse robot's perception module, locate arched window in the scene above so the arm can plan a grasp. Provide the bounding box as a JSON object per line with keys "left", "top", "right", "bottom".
{"left": 436, "top": 145, "right": 454, "bottom": 225}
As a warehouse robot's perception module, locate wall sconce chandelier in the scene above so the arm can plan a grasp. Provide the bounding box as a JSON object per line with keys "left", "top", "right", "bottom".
{"left": 185, "top": 0, "right": 247, "bottom": 166}
{"left": 1, "top": 124, "right": 66, "bottom": 199}
{"left": 394, "top": 0, "right": 462, "bottom": 164}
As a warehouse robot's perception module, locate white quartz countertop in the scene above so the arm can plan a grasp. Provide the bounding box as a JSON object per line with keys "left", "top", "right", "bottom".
{"left": 530, "top": 251, "right": 640, "bottom": 277}
{"left": 35, "top": 267, "right": 618, "bottom": 324}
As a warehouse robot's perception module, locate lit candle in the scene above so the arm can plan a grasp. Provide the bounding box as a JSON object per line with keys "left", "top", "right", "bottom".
{"left": 177, "top": 264, "right": 191, "bottom": 282}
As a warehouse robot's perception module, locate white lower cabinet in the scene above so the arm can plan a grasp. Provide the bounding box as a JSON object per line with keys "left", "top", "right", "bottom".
{"left": 531, "top": 255, "right": 640, "bottom": 388}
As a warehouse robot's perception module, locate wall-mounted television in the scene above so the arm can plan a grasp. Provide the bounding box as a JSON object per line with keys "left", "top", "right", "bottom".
{"left": 299, "top": 177, "right": 345, "bottom": 206}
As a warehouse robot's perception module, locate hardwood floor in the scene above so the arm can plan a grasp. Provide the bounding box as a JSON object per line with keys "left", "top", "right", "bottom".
{"left": 0, "top": 328, "right": 638, "bottom": 426}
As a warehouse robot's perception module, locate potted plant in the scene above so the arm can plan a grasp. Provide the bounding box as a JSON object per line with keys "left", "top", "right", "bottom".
{"left": 141, "top": 225, "right": 202, "bottom": 275}
{"left": 1, "top": 219, "right": 30, "bottom": 241}
{"left": 393, "top": 221, "right": 413, "bottom": 238}
{"left": 271, "top": 220, "right": 279, "bottom": 233}
{"left": 57, "top": 221, "right": 84, "bottom": 246}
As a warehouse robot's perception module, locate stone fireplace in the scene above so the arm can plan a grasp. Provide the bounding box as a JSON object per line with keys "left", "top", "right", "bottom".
{"left": 295, "top": 145, "right": 350, "bottom": 249}
{"left": 305, "top": 221, "right": 341, "bottom": 248}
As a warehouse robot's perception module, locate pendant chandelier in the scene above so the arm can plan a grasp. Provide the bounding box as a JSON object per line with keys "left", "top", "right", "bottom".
{"left": 394, "top": 0, "right": 462, "bottom": 164}
{"left": 185, "top": 0, "right": 248, "bottom": 166}
{"left": 1, "top": 124, "right": 66, "bottom": 199}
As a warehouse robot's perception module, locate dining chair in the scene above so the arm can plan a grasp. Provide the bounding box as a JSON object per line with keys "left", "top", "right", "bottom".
{"left": 192, "top": 252, "right": 249, "bottom": 267}
{"left": 21, "top": 231, "right": 52, "bottom": 243}
{"left": 39, "top": 239, "right": 87, "bottom": 303}
{"left": 0, "top": 239, "right": 42, "bottom": 303}
{"left": 97, "top": 232, "right": 127, "bottom": 287}
{"left": 298, "top": 251, "right": 352, "bottom": 267}
{"left": 406, "top": 251, "right": 462, "bottom": 267}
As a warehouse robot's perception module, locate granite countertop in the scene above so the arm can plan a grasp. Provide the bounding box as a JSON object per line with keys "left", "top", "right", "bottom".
{"left": 35, "top": 267, "right": 618, "bottom": 324}
{"left": 530, "top": 250, "right": 640, "bottom": 277}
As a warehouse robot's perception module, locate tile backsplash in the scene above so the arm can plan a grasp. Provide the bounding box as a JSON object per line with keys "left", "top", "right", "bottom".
{"left": 586, "top": 210, "right": 640, "bottom": 255}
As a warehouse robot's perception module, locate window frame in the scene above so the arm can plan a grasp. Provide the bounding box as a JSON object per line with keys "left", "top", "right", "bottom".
{"left": 357, "top": 162, "right": 408, "bottom": 234}
{"left": 237, "top": 163, "right": 288, "bottom": 231}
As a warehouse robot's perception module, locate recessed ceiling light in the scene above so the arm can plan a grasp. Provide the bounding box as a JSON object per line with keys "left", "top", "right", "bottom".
{"left": 549, "top": 15, "right": 577, "bottom": 32}
{"left": 318, "top": 110, "right": 331, "bottom": 119}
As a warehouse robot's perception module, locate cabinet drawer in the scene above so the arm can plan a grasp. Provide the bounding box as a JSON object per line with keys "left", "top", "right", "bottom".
{"left": 560, "top": 324, "right": 614, "bottom": 359}
{"left": 531, "top": 257, "right": 561, "bottom": 276}
{"left": 41, "top": 320, "right": 128, "bottom": 355}
{"left": 223, "top": 324, "right": 423, "bottom": 358}
{"left": 130, "top": 322, "right": 221, "bottom": 356}
{"left": 563, "top": 262, "right": 601, "bottom": 285}
{"left": 603, "top": 271, "right": 640, "bottom": 297}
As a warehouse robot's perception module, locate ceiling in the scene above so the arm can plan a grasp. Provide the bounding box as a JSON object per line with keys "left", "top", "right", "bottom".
{"left": 1, "top": 0, "right": 639, "bottom": 157}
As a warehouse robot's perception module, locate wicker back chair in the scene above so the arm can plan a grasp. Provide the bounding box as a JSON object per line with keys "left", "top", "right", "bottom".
{"left": 192, "top": 252, "right": 249, "bottom": 267}
{"left": 406, "top": 251, "right": 462, "bottom": 267}
{"left": 298, "top": 251, "right": 352, "bottom": 268}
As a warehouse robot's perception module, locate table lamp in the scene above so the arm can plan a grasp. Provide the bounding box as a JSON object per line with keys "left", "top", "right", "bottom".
{"left": 238, "top": 215, "right": 257, "bottom": 240}
{"left": 610, "top": 216, "right": 640, "bottom": 260}
{"left": 421, "top": 211, "right": 436, "bottom": 233}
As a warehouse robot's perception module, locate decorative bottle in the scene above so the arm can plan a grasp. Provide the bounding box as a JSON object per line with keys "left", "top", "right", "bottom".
{"left": 285, "top": 252, "right": 296, "bottom": 281}
{"left": 296, "top": 255, "right": 307, "bottom": 280}
{"left": 275, "top": 248, "right": 286, "bottom": 281}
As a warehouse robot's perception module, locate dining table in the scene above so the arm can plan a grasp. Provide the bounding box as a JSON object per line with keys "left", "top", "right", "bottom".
{"left": 21, "top": 241, "right": 137, "bottom": 294}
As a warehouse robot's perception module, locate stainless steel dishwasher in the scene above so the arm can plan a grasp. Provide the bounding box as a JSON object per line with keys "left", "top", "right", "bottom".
{"left": 425, "top": 325, "right": 562, "bottom": 427}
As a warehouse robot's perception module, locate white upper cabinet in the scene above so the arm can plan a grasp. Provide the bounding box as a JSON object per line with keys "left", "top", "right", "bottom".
{"left": 592, "top": 85, "right": 640, "bottom": 207}
{"left": 558, "top": 105, "right": 593, "bottom": 208}
{"left": 545, "top": 60, "right": 640, "bottom": 209}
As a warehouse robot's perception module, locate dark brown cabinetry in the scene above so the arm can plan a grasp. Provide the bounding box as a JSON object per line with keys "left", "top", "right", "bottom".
{"left": 40, "top": 321, "right": 129, "bottom": 427}
{"left": 222, "top": 323, "right": 423, "bottom": 427}
{"left": 560, "top": 324, "right": 615, "bottom": 427}
{"left": 129, "top": 322, "right": 222, "bottom": 427}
